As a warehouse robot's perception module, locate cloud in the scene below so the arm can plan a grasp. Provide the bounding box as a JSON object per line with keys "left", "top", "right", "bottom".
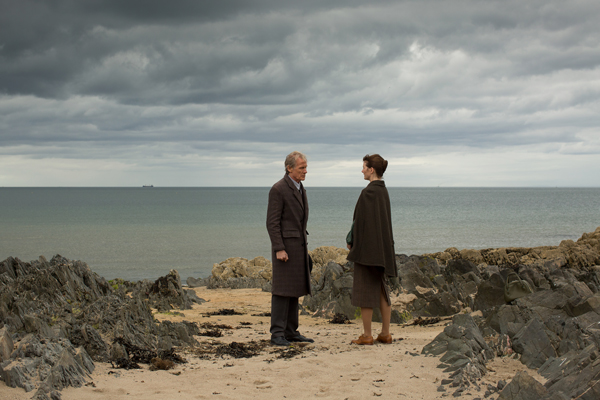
{"left": 1, "top": 0, "right": 599, "bottom": 186}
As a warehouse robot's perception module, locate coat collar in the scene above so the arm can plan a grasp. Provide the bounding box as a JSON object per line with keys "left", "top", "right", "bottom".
{"left": 367, "top": 180, "right": 385, "bottom": 188}
{"left": 283, "top": 174, "right": 305, "bottom": 209}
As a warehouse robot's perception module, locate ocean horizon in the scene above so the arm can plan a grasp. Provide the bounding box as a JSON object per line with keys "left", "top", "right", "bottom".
{"left": 1, "top": 186, "right": 599, "bottom": 281}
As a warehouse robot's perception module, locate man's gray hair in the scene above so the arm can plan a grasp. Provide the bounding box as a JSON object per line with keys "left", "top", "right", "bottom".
{"left": 284, "top": 151, "right": 307, "bottom": 174}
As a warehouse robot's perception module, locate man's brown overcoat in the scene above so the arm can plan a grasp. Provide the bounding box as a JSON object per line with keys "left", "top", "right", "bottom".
{"left": 347, "top": 180, "right": 398, "bottom": 277}
{"left": 266, "top": 175, "right": 311, "bottom": 297}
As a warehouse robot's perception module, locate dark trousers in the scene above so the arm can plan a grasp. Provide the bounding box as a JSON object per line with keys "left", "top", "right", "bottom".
{"left": 270, "top": 294, "right": 299, "bottom": 339}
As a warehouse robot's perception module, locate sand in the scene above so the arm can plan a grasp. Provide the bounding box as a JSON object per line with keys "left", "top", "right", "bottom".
{"left": 1, "top": 287, "right": 545, "bottom": 400}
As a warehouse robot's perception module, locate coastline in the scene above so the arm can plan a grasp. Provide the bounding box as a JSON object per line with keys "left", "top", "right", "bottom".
{"left": 3, "top": 287, "right": 543, "bottom": 400}
{"left": 2, "top": 227, "right": 600, "bottom": 399}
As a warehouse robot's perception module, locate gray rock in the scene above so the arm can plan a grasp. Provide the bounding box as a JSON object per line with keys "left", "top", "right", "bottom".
{"left": 497, "top": 370, "right": 548, "bottom": 400}
{"left": 0, "top": 256, "right": 199, "bottom": 396}
{"left": 70, "top": 325, "right": 109, "bottom": 362}
{"left": 184, "top": 289, "right": 207, "bottom": 304}
{"left": 0, "top": 327, "right": 13, "bottom": 362}
{"left": 512, "top": 318, "right": 556, "bottom": 369}
{"left": 302, "top": 261, "right": 357, "bottom": 319}
{"left": 185, "top": 276, "right": 208, "bottom": 288}
{"left": 473, "top": 273, "right": 506, "bottom": 312}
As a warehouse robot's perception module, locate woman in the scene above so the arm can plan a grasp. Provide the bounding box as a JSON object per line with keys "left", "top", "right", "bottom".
{"left": 346, "top": 154, "right": 397, "bottom": 345}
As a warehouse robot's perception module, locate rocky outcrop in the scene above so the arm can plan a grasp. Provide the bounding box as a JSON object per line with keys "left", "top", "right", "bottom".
{"left": 416, "top": 228, "right": 600, "bottom": 399}
{"left": 207, "top": 256, "right": 273, "bottom": 290}
{"left": 205, "top": 247, "right": 350, "bottom": 291}
{"left": 303, "top": 261, "right": 355, "bottom": 318}
{"left": 300, "top": 228, "right": 600, "bottom": 399}
{"left": 308, "top": 246, "right": 349, "bottom": 284}
{"left": 498, "top": 370, "right": 548, "bottom": 400}
{"left": 425, "top": 227, "right": 600, "bottom": 271}
{"left": 0, "top": 255, "right": 200, "bottom": 397}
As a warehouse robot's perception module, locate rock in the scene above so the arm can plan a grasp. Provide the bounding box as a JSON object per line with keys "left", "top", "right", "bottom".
{"left": 539, "top": 344, "right": 600, "bottom": 399}
{"left": 511, "top": 318, "right": 557, "bottom": 369}
{"left": 69, "top": 324, "right": 109, "bottom": 362}
{"left": 144, "top": 269, "right": 193, "bottom": 311}
{"left": 426, "top": 227, "right": 600, "bottom": 270}
{"left": 0, "top": 326, "right": 14, "bottom": 362}
{"left": 497, "top": 370, "right": 548, "bottom": 400}
{"left": 0, "top": 256, "right": 199, "bottom": 396}
{"left": 183, "top": 289, "right": 207, "bottom": 304}
{"left": 422, "top": 314, "right": 493, "bottom": 385}
{"left": 186, "top": 276, "right": 209, "bottom": 288}
{"left": 208, "top": 256, "right": 273, "bottom": 290}
{"left": 303, "top": 261, "right": 356, "bottom": 319}
{"left": 309, "top": 246, "right": 349, "bottom": 283}
{"left": 473, "top": 272, "right": 506, "bottom": 312}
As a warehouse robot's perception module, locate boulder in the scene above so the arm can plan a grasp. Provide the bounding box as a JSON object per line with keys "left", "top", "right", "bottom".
{"left": 303, "top": 261, "right": 356, "bottom": 319}
{"left": 208, "top": 256, "right": 273, "bottom": 290}
{"left": 185, "top": 276, "right": 209, "bottom": 288}
{"left": 512, "top": 318, "right": 557, "bottom": 369}
{"left": 498, "top": 370, "right": 548, "bottom": 400}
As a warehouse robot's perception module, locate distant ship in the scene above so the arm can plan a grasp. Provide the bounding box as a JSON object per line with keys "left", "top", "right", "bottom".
{"left": 142, "top": 185, "right": 154, "bottom": 188}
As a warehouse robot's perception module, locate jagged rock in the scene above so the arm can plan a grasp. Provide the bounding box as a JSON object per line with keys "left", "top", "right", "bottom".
{"left": 0, "top": 326, "right": 13, "bottom": 362}
{"left": 0, "top": 334, "right": 93, "bottom": 394}
{"left": 396, "top": 255, "right": 439, "bottom": 292}
{"left": 512, "top": 318, "right": 557, "bottom": 369}
{"left": 498, "top": 370, "right": 548, "bottom": 400}
{"left": 0, "top": 256, "right": 199, "bottom": 396}
{"left": 303, "top": 261, "right": 356, "bottom": 319}
{"left": 143, "top": 269, "right": 193, "bottom": 311}
{"left": 423, "top": 314, "right": 494, "bottom": 390}
{"left": 45, "top": 347, "right": 93, "bottom": 390}
{"left": 69, "top": 324, "right": 109, "bottom": 362}
{"left": 539, "top": 344, "right": 600, "bottom": 399}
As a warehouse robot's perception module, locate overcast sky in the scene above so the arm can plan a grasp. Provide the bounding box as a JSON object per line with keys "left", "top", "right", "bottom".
{"left": 1, "top": 0, "right": 599, "bottom": 187}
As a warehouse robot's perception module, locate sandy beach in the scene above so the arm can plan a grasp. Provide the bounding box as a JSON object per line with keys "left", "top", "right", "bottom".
{"left": 2, "top": 286, "right": 544, "bottom": 400}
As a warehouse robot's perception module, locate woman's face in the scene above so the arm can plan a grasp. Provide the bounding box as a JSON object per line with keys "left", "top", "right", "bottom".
{"left": 362, "top": 161, "right": 374, "bottom": 181}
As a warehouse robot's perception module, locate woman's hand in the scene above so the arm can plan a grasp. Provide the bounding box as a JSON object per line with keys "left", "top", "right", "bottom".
{"left": 347, "top": 244, "right": 352, "bottom": 250}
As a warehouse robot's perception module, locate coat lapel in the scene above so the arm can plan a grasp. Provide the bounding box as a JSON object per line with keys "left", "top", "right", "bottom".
{"left": 285, "top": 175, "right": 305, "bottom": 210}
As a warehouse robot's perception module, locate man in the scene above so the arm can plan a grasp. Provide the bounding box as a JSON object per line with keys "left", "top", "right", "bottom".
{"left": 266, "top": 151, "right": 314, "bottom": 346}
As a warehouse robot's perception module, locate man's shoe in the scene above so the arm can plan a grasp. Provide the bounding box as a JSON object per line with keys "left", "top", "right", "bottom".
{"left": 376, "top": 333, "right": 393, "bottom": 344}
{"left": 287, "top": 334, "right": 314, "bottom": 343}
{"left": 351, "top": 335, "right": 374, "bottom": 345}
{"left": 270, "top": 337, "right": 291, "bottom": 346}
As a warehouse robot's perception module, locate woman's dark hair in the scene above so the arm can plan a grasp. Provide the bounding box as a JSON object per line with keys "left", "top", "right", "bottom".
{"left": 363, "top": 154, "right": 388, "bottom": 178}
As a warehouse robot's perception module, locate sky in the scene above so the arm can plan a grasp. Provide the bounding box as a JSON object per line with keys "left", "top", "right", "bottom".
{"left": 1, "top": 0, "right": 599, "bottom": 187}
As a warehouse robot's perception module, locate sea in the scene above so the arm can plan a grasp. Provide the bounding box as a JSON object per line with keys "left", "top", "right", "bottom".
{"left": 1, "top": 187, "right": 599, "bottom": 282}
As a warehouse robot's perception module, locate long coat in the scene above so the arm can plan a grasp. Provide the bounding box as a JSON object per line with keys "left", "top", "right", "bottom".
{"left": 266, "top": 175, "right": 311, "bottom": 297}
{"left": 347, "top": 180, "right": 398, "bottom": 278}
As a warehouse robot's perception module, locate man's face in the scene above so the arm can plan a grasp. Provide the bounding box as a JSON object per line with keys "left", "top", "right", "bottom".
{"left": 288, "top": 157, "right": 307, "bottom": 182}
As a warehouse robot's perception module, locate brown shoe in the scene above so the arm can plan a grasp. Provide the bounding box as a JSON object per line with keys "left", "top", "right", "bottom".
{"left": 351, "top": 335, "right": 374, "bottom": 345}
{"left": 376, "top": 333, "right": 392, "bottom": 344}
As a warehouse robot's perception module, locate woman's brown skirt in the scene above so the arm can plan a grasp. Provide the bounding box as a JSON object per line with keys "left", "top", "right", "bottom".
{"left": 351, "top": 262, "right": 391, "bottom": 308}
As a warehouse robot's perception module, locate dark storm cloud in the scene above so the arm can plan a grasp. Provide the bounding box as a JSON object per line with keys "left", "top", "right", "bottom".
{"left": 1, "top": 0, "right": 599, "bottom": 186}
{"left": 3, "top": 0, "right": 597, "bottom": 104}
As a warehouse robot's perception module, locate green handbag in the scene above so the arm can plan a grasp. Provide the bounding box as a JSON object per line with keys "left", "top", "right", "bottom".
{"left": 346, "top": 220, "right": 355, "bottom": 245}
{"left": 504, "top": 271, "right": 533, "bottom": 302}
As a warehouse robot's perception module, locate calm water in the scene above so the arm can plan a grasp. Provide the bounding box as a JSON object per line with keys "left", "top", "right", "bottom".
{"left": 1, "top": 187, "right": 599, "bottom": 281}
